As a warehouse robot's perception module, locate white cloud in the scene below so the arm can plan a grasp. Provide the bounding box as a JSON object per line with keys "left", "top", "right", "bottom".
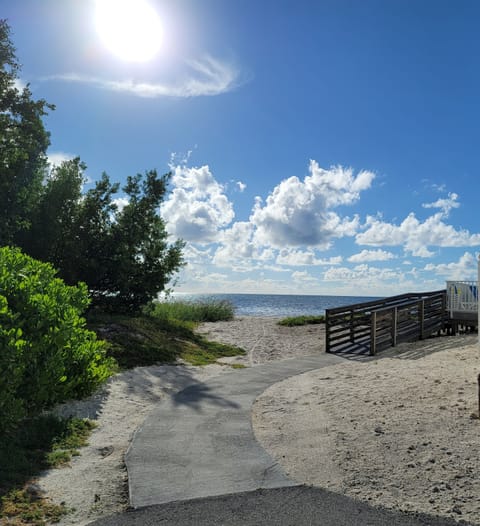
{"left": 292, "top": 270, "right": 318, "bottom": 283}
{"left": 348, "top": 249, "right": 396, "bottom": 263}
{"left": 356, "top": 211, "right": 480, "bottom": 257}
{"left": 213, "top": 222, "right": 256, "bottom": 267}
{"left": 424, "top": 252, "right": 477, "bottom": 280}
{"left": 251, "top": 160, "right": 375, "bottom": 248}
{"left": 47, "top": 151, "right": 75, "bottom": 167}
{"left": 236, "top": 181, "right": 247, "bottom": 192}
{"left": 112, "top": 197, "right": 129, "bottom": 212}
{"left": 276, "top": 249, "right": 342, "bottom": 266}
{"left": 422, "top": 192, "right": 460, "bottom": 216}
{"left": 14, "top": 78, "right": 27, "bottom": 91}
{"left": 162, "top": 164, "right": 234, "bottom": 243}
{"left": 324, "top": 264, "right": 398, "bottom": 282}
{"left": 44, "top": 55, "right": 241, "bottom": 98}
{"left": 322, "top": 264, "right": 415, "bottom": 296}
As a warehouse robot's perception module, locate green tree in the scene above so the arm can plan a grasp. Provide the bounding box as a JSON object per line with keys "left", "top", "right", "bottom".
{"left": 100, "top": 170, "right": 185, "bottom": 312}
{"left": 0, "top": 20, "right": 53, "bottom": 245}
{"left": 23, "top": 157, "right": 85, "bottom": 272}
{"left": 21, "top": 160, "right": 185, "bottom": 313}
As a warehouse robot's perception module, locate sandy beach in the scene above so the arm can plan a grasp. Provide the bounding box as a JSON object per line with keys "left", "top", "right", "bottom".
{"left": 39, "top": 317, "right": 480, "bottom": 525}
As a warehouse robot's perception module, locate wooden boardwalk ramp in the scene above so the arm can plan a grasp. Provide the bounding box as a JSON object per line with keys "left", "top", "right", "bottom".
{"left": 325, "top": 290, "right": 447, "bottom": 356}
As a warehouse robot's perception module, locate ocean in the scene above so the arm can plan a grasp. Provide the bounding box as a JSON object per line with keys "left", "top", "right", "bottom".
{"left": 170, "top": 293, "right": 382, "bottom": 318}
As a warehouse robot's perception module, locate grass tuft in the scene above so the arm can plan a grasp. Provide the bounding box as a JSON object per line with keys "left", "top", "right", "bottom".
{"left": 277, "top": 315, "right": 325, "bottom": 327}
{"left": 1, "top": 488, "right": 67, "bottom": 525}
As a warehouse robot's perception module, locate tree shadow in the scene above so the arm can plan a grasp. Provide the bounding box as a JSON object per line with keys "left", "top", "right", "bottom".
{"left": 172, "top": 383, "right": 241, "bottom": 412}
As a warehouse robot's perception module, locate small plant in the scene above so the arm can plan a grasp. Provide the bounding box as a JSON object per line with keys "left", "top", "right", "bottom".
{"left": 277, "top": 315, "right": 325, "bottom": 327}
{"left": 147, "top": 299, "right": 235, "bottom": 323}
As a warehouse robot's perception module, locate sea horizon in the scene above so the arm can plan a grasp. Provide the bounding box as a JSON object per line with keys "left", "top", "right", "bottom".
{"left": 167, "top": 292, "right": 383, "bottom": 318}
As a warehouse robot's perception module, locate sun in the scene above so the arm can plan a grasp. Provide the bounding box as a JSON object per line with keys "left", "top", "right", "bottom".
{"left": 95, "top": 0, "right": 162, "bottom": 62}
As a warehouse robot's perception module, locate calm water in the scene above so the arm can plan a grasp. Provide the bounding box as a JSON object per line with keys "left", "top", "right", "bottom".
{"left": 169, "top": 293, "right": 382, "bottom": 317}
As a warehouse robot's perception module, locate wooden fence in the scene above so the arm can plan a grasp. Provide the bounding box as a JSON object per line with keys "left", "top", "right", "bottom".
{"left": 325, "top": 290, "right": 447, "bottom": 355}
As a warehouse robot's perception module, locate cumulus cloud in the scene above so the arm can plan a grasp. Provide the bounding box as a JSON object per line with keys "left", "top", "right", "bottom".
{"left": 161, "top": 164, "right": 234, "bottom": 243}
{"left": 348, "top": 249, "right": 396, "bottom": 263}
{"left": 47, "top": 151, "right": 75, "bottom": 168}
{"left": 14, "top": 78, "right": 27, "bottom": 91}
{"left": 236, "top": 181, "right": 247, "bottom": 192}
{"left": 44, "top": 55, "right": 242, "bottom": 98}
{"left": 213, "top": 222, "right": 256, "bottom": 267}
{"left": 323, "top": 264, "right": 400, "bottom": 286}
{"left": 251, "top": 160, "right": 375, "bottom": 248}
{"left": 292, "top": 270, "right": 317, "bottom": 283}
{"left": 112, "top": 197, "right": 129, "bottom": 213}
{"left": 422, "top": 192, "right": 460, "bottom": 216}
{"left": 276, "top": 249, "right": 342, "bottom": 266}
{"left": 424, "top": 252, "right": 477, "bottom": 280}
{"left": 356, "top": 211, "right": 480, "bottom": 257}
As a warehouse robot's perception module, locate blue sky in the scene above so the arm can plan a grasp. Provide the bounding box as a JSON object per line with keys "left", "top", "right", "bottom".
{"left": 5, "top": 0, "right": 480, "bottom": 296}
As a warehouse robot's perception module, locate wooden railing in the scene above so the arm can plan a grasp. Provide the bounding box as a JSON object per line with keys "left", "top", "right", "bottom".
{"left": 325, "top": 290, "right": 447, "bottom": 355}
{"left": 446, "top": 280, "right": 478, "bottom": 314}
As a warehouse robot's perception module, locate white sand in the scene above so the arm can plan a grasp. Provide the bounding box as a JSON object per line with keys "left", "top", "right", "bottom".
{"left": 253, "top": 333, "right": 480, "bottom": 525}
{"left": 38, "top": 317, "right": 480, "bottom": 525}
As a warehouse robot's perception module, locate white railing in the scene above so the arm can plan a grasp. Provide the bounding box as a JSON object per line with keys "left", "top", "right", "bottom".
{"left": 446, "top": 280, "right": 478, "bottom": 314}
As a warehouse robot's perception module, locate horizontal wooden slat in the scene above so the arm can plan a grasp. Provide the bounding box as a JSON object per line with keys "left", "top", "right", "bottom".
{"left": 326, "top": 290, "right": 447, "bottom": 355}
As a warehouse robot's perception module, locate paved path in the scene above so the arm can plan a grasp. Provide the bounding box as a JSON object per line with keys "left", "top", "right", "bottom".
{"left": 125, "top": 353, "right": 342, "bottom": 508}
{"left": 89, "top": 486, "right": 461, "bottom": 525}
{"left": 89, "top": 353, "right": 464, "bottom": 525}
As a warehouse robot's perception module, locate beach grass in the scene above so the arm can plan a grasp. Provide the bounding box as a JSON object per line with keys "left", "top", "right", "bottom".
{"left": 0, "top": 415, "right": 96, "bottom": 525}
{"left": 147, "top": 299, "right": 235, "bottom": 323}
{"left": 88, "top": 310, "right": 244, "bottom": 369}
{"left": 277, "top": 314, "right": 325, "bottom": 326}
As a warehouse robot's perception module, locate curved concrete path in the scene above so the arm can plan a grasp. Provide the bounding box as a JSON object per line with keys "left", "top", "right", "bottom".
{"left": 125, "top": 353, "right": 343, "bottom": 508}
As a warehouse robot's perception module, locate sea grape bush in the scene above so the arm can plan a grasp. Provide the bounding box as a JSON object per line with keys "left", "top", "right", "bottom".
{"left": 0, "top": 247, "right": 114, "bottom": 433}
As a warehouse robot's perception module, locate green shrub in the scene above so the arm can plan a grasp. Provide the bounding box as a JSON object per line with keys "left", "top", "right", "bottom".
{"left": 147, "top": 299, "right": 235, "bottom": 323}
{"left": 0, "top": 247, "right": 114, "bottom": 434}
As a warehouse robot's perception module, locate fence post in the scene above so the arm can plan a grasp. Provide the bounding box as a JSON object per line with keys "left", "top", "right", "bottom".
{"left": 370, "top": 311, "right": 377, "bottom": 356}
{"left": 391, "top": 307, "right": 398, "bottom": 347}
{"left": 325, "top": 309, "right": 331, "bottom": 353}
{"left": 419, "top": 299, "right": 425, "bottom": 339}
{"left": 350, "top": 309, "right": 355, "bottom": 342}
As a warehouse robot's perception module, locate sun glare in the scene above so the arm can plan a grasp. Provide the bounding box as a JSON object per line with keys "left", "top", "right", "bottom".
{"left": 95, "top": 0, "right": 162, "bottom": 62}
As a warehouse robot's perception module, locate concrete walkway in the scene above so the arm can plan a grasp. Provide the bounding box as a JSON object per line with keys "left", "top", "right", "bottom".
{"left": 125, "top": 353, "right": 343, "bottom": 508}
{"left": 89, "top": 353, "right": 463, "bottom": 526}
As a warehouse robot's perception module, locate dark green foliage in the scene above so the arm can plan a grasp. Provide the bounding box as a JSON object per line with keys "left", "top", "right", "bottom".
{"left": 94, "top": 170, "right": 185, "bottom": 312}
{"left": 21, "top": 157, "right": 86, "bottom": 273}
{"left": 0, "top": 247, "right": 114, "bottom": 433}
{"left": 277, "top": 314, "right": 325, "bottom": 326}
{"left": 20, "top": 159, "right": 185, "bottom": 313}
{"left": 147, "top": 299, "right": 235, "bottom": 322}
{"left": 0, "top": 20, "right": 54, "bottom": 246}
